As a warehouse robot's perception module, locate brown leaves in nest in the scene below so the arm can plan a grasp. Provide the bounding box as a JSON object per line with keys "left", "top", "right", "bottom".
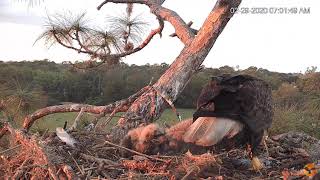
{"left": 184, "top": 151, "right": 217, "bottom": 167}
{"left": 126, "top": 123, "right": 165, "bottom": 153}
{"left": 122, "top": 158, "right": 167, "bottom": 173}
{"left": 1, "top": 124, "right": 320, "bottom": 179}
{"left": 0, "top": 142, "right": 49, "bottom": 179}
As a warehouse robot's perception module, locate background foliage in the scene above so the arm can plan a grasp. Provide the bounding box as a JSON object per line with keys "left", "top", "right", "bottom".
{"left": 0, "top": 60, "right": 319, "bottom": 138}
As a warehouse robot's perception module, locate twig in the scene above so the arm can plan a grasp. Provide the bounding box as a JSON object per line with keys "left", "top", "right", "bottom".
{"left": 263, "top": 138, "right": 270, "bottom": 157}
{"left": 62, "top": 165, "right": 77, "bottom": 179}
{"left": 103, "top": 140, "right": 167, "bottom": 162}
{"left": 17, "top": 164, "right": 48, "bottom": 170}
{"left": 80, "top": 153, "right": 118, "bottom": 166}
{"left": 102, "top": 108, "right": 118, "bottom": 128}
{"left": 68, "top": 151, "right": 85, "bottom": 175}
{"left": 151, "top": 85, "right": 182, "bottom": 121}
{"left": 41, "top": 128, "right": 49, "bottom": 140}
{"left": 48, "top": 166, "right": 59, "bottom": 180}
{"left": 181, "top": 166, "right": 200, "bottom": 180}
{"left": 148, "top": 77, "right": 154, "bottom": 86}
{"left": 0, "top": 144, "right": 21, "bottom": 155}
{"left": 68, "top": 108, "right": 85, "bottom": 131}
{"left": 82, "top": 166, "right": 98, "bottom": 171}
{"left": 13, "top": 158, "right": 32, "bottom": 179}
{"left": 170, "top": 21, "right": 194, "bottom": 37}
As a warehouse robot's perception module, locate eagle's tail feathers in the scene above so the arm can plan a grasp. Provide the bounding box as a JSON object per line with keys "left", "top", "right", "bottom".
{"left": 183, "top": 117, "right": 244, "bottom": 146}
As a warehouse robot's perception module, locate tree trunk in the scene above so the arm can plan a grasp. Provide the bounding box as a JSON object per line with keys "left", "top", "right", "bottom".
{"left": 110, "top": 0, "right": 241, "bottom": 142}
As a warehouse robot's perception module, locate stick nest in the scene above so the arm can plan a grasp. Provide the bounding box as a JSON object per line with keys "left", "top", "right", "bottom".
{"left": 1, "top": 130, "right": 320, "bottom": 179}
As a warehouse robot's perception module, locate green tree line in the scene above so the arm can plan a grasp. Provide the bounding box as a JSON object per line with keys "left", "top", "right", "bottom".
{"left": 0, "top": 60, "right": 319, "bottom": 137}
{"left": 0, "top": 60, "right": 318, "bottom": 107}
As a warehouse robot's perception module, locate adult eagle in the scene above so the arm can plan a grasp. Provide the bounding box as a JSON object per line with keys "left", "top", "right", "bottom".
{"left": 183, "top": 74, "right": 273, "bottom": 170}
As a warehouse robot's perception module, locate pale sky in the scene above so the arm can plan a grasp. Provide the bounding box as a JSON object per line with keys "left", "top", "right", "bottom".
{"left": 0, "top": 0, "right": 319, "bottom": 73}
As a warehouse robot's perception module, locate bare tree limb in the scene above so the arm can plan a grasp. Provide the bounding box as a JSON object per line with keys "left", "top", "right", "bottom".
{"left": 97, "top": 0, "right": 147, "bottom": 10}
{"left": 109, "top": 15, "right": 164, "bottom": 58}
{"left": 97, "top": 0, "right": 195, "bottom": 45}
{"left": 52, "top": 32, "right": 92, "bottom": 55}
{"left": 22, "top": 86, "right": 151, "bottom": 131}
{"left": 170, "top": 21, "right": 198, "bottom": 38}
{"left": 151, "top": 6, "right": 195, "bottom": 44}
{"left": 50, "top": 10, "right": 164, "bottom": 68}
{"left": 43, "top": 0, "right": 190, "bottom": 69}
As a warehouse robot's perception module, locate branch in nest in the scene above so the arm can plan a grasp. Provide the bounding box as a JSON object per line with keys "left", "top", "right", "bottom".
{"left": 0, "top": 145, "right": 21, "bottom": 155}
{"left": 0, "top": 124, "right": 9, "bottom": 140}
{"left": 100, "top": 107, "right": 119, "bottom": 128}
{"left": 104, "top": 140, "right": 167, "bottom": 162}
{"left": 0, "top": 100, "right": 5, "bottom": 111}
{"left": 62, "top": 165, "right": 77, "bottom": 179}
{"left": 68, "top": 108, "right": 85, "bottom": 132}
{"left": 13, "top": 159, "right": 34, "bottom": 179}
{"left": 22, "top": 86, "right": 151, "bottom": 131}
{"left": 79, "top": 153, "right": 118, "bottom": 166}
{"left": 48, "top": 166, "right": 59, "bottom": 180}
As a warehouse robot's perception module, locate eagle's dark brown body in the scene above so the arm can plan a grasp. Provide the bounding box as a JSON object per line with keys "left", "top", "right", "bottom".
{"left": 122, "top": 74, "right": 273, "bottom": 170}
{"left": 193, "top": 74, "right": 273, "bottom": 156}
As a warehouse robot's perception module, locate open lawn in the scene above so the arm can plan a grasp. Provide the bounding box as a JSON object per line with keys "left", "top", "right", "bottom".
{"left": 6, "top": 107, "right": 319, "bottom": 139}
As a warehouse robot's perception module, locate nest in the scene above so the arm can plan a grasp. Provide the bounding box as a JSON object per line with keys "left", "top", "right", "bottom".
{"left": 1, "top": 128, "right": 320, "bottom": 179}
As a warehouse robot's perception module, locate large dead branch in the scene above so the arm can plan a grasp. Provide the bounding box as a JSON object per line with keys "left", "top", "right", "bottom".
{"left": 22, "top": 86, "right": 151, "bottom": 131}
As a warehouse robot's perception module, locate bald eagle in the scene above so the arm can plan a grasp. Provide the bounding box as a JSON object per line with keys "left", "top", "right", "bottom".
{"left": 183, "top": 74, "right": 273, "bottom": 170}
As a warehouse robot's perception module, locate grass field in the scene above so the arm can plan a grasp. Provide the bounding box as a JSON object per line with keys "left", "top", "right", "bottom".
{"left": 6, "top": 107, "right": 320, "bottom": 139}
{"left": 31, "top": 108, "right": 195, "bottom": 133}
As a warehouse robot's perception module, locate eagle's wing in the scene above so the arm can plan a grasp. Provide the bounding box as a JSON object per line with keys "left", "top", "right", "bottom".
{"left": 56, "top": 127, "right": 77, "bottom": 147}
{"left": 183, "top": 117, "right": 244, "bottom": 146}
{"left": 237, "top": 79, "right": 273, "bottom": 133}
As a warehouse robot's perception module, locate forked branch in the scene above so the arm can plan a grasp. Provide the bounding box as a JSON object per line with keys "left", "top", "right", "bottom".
{"left": 111, "top": 15, "right": 164, "bottom": 57}
{"left": 97, "top": 0, "right": 195, "bottom": 45}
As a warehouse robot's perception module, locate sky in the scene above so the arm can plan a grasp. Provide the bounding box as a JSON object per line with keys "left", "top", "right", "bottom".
{"left": 0, "top": 0, "right": 319, "bottom": 73}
